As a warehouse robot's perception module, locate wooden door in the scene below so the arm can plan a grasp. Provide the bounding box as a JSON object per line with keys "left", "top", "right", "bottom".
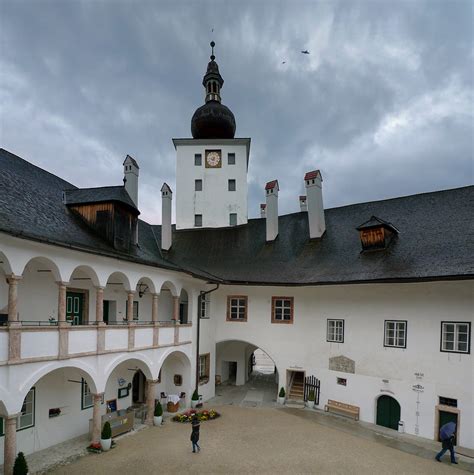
{"left": 376, "top": 395, "right": 401, "bottom": 430}
{"left": 66, "top": 291, "right": 84, "bottom": 325}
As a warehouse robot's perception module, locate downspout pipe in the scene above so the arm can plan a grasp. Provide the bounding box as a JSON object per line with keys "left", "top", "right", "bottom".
{"left": 195, "top": 284, "right": 220, "bottom": 394}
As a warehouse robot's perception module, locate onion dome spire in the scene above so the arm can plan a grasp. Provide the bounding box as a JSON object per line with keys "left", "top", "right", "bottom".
{"left": 191, "top": 41, "right": 236, "bottom": 139}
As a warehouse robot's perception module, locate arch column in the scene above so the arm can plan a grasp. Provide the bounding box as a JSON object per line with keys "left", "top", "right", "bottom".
{"left": 152, "top": 294, "right": 159, "bottom": 347}
{"left": 57, "top": 282, "right": 69, "bottom": 359}
{"left": 3, "top": 414, "right": 19, "bottom": 475}
{"left": 145, "top": 379, "right": 158, "bottom": 425}
{"left": 7, "top": 275, "right": 22, "bottom": 362}
{"left": 96, "top": 286, "right": 106, "bottom": 353}
{"left": 127, "top": 292, "right": 135, "bottom": 322}
{"left": 172, "top": 296, "right": 179, "bottom": 323}
{"left": 91, "top": 393, "right": 104, "bottom": 444}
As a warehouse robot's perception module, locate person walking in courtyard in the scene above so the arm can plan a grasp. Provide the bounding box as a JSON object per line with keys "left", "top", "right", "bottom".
{"left": 190, "top": 415, "right": 201, "bottom": 453}
{"left": 436, "top": 421, "right": 458, "bottom": 464}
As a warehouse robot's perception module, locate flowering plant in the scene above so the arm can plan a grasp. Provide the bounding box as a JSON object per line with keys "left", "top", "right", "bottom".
{"left": 172, "top": 409, "right": 220, "bottom": 423}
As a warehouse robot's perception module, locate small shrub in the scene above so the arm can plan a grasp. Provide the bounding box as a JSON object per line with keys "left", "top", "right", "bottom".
{"left": 191, "top": 389, "right": 199, "bottom": 401}
{"left": 154, "top": 401, "right": 163, "bottom": 417}
{"left": 13, "top": 452, "right": 28, "bottom": 475}
{"left": 308, "top": 389, "right": 315, "bottom": 401}
{"left": 279, "top": 387, "right": 285, "bottom": 398}
{"left": 101, "top": 421, "right": 112, "bottom": 440}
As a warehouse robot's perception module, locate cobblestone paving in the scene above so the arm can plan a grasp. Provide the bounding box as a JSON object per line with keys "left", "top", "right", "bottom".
{"left": 48, "top": 405, "right": 466, "bottom": 475}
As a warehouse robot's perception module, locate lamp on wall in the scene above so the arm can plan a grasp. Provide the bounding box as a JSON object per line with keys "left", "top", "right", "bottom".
{"left": 137, "top": 283, "right": 149, "bottom": 298}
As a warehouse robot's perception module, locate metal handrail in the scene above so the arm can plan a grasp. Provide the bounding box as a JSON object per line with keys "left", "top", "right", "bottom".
{"left": 20, "top": 320, "right": 60, "bottom": 326}
{"left": 134, "top": 321, "right": 154, "bottom": 325}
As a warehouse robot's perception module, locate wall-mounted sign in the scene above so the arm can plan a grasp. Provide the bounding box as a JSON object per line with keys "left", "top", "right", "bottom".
{"left": 412, "top": 384, "right": 424, "bottom": 392}
{"left": 118, "top": 378, "right": 126, "bottom": 387}
{"left": 118, "top": 387, "right": 130, "bottom": 399}
{"left": 414, "top": 372, "right": 424, "bottom": 380}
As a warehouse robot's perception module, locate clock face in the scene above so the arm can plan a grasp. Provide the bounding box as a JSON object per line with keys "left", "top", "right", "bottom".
{"left": 205, "top": 150, "right": 222, "bottom": 168}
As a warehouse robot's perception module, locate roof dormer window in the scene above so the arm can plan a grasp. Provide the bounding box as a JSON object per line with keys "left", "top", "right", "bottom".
{"left": 356, "top": 216, "right": 399, "bottom": 252}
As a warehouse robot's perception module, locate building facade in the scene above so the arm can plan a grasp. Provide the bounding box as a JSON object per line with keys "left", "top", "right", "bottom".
{"left": 0, "top": 43, "right": 473, "bottom": 473}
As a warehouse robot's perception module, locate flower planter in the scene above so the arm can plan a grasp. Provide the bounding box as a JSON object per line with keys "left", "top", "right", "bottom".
{"left": 278, "top": 397, "right": 285, "bottom": 405}
{"left": 100, "top": 438, "right": 112, "bottom": 451}
{"left": 153, "top": 415, "right": 163, "bottom": 426}
{"left": 306, "top": 400, "right": 315, "bottom": 409}
{"left": 191, "top": 400, "right": 199, "bottom": 409}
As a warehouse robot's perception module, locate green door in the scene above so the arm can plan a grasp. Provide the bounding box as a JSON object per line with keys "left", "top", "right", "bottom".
{"left": 66, "top": 292, "right": 84, "bottom": 325}
{"left": 376, "top": 396, "right": 401, "bottom": 430}
{"left": 103, "top": 300, "right": 109, "bottom": 325}
{"left": 438, "top": 411, "right": 458, "bottom": 444}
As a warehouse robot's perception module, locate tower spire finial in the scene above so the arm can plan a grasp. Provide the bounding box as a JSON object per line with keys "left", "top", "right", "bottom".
{"left": 210, "top": 41, "right": 215, "bottom": 61}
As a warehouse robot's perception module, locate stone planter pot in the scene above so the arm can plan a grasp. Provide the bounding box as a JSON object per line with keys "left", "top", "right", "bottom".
{"left": 278, "top": 397, "right": 285, "bottom": 405}
{"left": 100, "top": 438, "right": 112, "bottom": 451}
{"left": 306, "top": 400, "right": 315, "bottom": 409}
{"left": 191, "top": 400, "right": 198, "bottom": 409}
{"left": 153, "top": 416, "right": 163, "bottom": 426}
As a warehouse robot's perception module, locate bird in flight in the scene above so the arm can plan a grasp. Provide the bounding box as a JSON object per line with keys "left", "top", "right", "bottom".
{"left": 282, "top": 61, "right": 286, "bottom": 64}
{"left": 301, "top": 50, "right": 310, "bottom": 54}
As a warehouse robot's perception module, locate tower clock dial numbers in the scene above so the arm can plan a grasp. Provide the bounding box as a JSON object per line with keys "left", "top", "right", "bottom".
{"left": 205, "top": 150, "right": 222, "bottom": 168}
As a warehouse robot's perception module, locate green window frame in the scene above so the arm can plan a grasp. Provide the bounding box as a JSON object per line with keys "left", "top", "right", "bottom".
{"left": 17, "top": 388, "right": 35, "bottom": 431}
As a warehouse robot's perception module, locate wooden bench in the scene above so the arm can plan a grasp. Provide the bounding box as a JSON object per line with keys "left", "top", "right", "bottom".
{"left": 324, "top": 399, "right": 360, "bottom": 421}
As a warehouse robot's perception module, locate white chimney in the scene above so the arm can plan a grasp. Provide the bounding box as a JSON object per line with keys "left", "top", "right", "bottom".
{"left": 304, "top": 170, "right": 325, "bottom": 239}
{"left": 265, "top": 180, "right": 279, "bottom": 241}
{"left": 299, "top": 195, "right": 307, "bottom": 212}
{"left": 161, "top": 183, "right": 172, "bottom": 251}
{"left": 260, "top": 204, "right": 266, "bottom": 218}
{"left": 123, "top": 155, "right": 139, "bottom": 207}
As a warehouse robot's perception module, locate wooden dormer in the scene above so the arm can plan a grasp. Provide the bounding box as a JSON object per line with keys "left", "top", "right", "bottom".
{"left": 64, "top": 186, "right": 140, "bottom": 252}
{"left": 356, "top": 216, "right": 399, "bottom": 252}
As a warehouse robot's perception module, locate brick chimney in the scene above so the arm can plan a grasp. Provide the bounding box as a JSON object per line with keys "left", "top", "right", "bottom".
{"left": 260, "top": 204, "right": 266, "bottom": 218}
{"left": 265, "top": 180, "right": 279, "bottom": 241}
{"left": 161, "top": 183, "right": 172, "bottom": 251}
{"left": 304, "top": 170, "right": 325, "bottom": 239}
{"left": 299, "top": 195, "right": 307, "bottom": 212}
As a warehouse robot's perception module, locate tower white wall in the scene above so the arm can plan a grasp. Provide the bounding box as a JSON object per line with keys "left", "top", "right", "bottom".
{"left": 174, "top": 139, "right": 249, "bottom": 230}
{"left": 123, "top": 156, "right": 139, "bottom": 208}
{"left": 161, "top": 183, "right": 172, "bottom": 251}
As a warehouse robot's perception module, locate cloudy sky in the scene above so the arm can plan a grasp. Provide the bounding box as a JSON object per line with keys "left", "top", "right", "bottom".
{"left": 1, "top": 0, "right": 472, "bottom": 223}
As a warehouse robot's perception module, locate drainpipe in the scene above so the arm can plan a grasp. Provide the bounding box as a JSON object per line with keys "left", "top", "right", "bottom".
{"left": 195, "top": 284, "right": 220, "bottom": 394}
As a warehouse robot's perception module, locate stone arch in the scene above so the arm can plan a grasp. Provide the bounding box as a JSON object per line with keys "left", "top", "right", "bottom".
{"left": 16, "top": 361, "right": 99, "bottom": 414}
{"left": 67, "top": 265, "right": 101, "bottom": 287}
{"left": 215, "top": 338, "right": 279, "bottom": 369}
{"left": 375, "top": 393, "right": 402, "bottom": 430}
{"left": 21, "top": 256, "right": 63, "bottom": 282}
{"left": 135, "top": 276, "right": 157, "bottom": 296}
{"left": 0, "top": 250, "right": 13, "bottom": 275}
{"left": 105, "top": 271, "right": 132, "bottom": 291}
{"left": 156, "top": 349, "right": 193, "bottom": 401}
{"left": 101, "top": 354, "right": 154, "bottom": 393}
{"left": 159, "top": 280, "right": 178, "bottom": 297}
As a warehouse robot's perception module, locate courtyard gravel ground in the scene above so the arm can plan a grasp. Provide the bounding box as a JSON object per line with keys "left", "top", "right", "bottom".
{"left": 48, "top": 405, "right": 462, "bottom": 475}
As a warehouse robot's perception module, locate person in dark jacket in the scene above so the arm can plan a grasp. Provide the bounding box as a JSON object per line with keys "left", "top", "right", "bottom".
{"left": 436, "top": 422, "right": 458, "bottom": 464}
{"left": 190, "top": 415, "right": 200, "bottom": 453}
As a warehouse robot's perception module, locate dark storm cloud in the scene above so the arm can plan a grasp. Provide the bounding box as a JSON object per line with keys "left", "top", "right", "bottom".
{"left": 1, "top": 0, "right": 472, "bottom": 223}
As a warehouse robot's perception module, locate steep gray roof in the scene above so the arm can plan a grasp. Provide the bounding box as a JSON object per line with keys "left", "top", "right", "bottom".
{"left": 156, "top": 186, "right": 474, "bottom": 285}
{"left": 64, "top": 186, "right": 138, "bottom": 213}
{"left": 1, "top": 148, "right": 473, "bottom": 285}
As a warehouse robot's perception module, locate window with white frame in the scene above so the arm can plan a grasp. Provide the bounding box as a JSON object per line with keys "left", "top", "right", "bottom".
{"left": 17, "top": 388, "right": 35, "bottom": 430}
{"left": 81, "top": 378, "right": 93, "bottom": 410}
{"left": 384, "top": 320, "right": 407, "bottom": 348}
{"left": 441, "top": 322, "right": 471, "bottom": 354}
{"left": 327, "top": 319, "right": 344, "bottom": 343}
{"left": 200, "top": 294, "right": 210, "bottom": 319}
{"left": 199, "top": 353, "right": 210, "bottom": 383}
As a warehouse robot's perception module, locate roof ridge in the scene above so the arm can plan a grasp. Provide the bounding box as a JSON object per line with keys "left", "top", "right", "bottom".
{"left": 65, "top": 185, "right": 125, "bottom": 192}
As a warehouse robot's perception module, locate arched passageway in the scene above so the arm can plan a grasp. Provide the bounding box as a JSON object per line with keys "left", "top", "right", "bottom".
{"left": 214, "top": 340, "right": 278, "bottom": 407}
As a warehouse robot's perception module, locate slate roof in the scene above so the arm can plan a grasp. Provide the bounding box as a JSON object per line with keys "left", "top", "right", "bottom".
{"left": 1, "top": 148, "right": 473, "bottom": 286}
{"left": 0, "top": 149, "right": 181, "bottom": 274}
{"left": 156, "top": 186, "right": 474, "bottom": 285}
{"left": 64, "top": 186, "right": 139, "bottom": 213}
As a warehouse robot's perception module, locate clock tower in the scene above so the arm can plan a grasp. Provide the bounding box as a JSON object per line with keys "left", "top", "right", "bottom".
{"left": 174, "top": 42, "right": 250, "bottom": 230}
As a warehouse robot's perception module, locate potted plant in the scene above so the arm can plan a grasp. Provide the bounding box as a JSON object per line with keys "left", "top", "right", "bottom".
{"left": 306, "top": 389, "right": 315, "bottom": 408}
{"left": 13, "top": 452, "right": 28, "bottom": 475}
{"left": 100, "top": 421, "right": 112, "bottom": 451}
{"left": 191, "top": 389, "right": 199, "bottom": 409}
{"left": 278, "top": 387, "right": 286, "bottom": 405}
{"left": 154, "top": 401, "right": 163, "bottom": 426}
